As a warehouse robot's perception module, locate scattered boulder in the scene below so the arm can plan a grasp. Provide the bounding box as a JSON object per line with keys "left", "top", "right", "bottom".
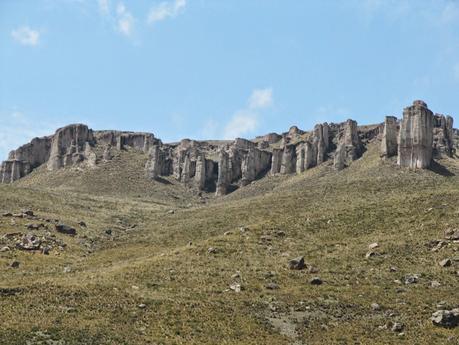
{"left": 439, "top": 258, "right": 452, "bottom": 267}
{"left": 55, "top": 224, "right": 76, "bottom": 236}
{"left": 431, "top": 309, "right": 459, "bottom": 328}
{"left": 207, "top": 247, "right": 217, "bottom": 254}
{"left": 391, "top": 322, "right": 404, "bottom": 333}
{"left": 288, "top": 256, "right": 306, "bottom": 270}
{"left": 310, "top": 277, "right": 323, "bottom": 285}
{"left": 229, "top": 282, "right": 242, "bottom": 292}
{"left": 9, "top": 260, "right": 20, "bottom": 268}
{"left": 404, "top": 274, "right": 419, "bottom": 285}
{"left": 368, "top": 242, "right": 379, "bottom": 250}
{"left": 445, "top": 229, "right": 459, "bottom": 241}
{"left": 371, "top": 303, "right": 381, "bottom": 311}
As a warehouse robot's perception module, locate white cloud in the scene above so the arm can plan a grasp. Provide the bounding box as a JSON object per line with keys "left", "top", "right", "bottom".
{"left": 116, "top": 2, "right": 134, "bottom": 37}
{"left": 248, "top": 88, "right": 273, "bottom": 110}
{"left": 222, "top": 88, "right": 274, "bottom": 139}
{"left": 148, "top": 0, "right": 187, "bottom": 24}
{"left": 223, "top": 110, "right": 258, "bottom": 140}
{"left": 11, "top": 26, "right": 40, "bottom": 46}
{"left": 98, "top": 0, "right": 110, "bottom": 15}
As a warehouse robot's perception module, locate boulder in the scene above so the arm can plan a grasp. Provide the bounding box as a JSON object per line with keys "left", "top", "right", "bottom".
{"left": 398, "top": 100, "right": 433, "bottom": 169}
{"left": 431, "top": 309, "right": 459, "bottom": 328}
{"left": 55, "top": 224, "right": 77, "bottom": 236}
{"left": 433, "top": 114, "right": 454, "bottom": 158}
{"left": 288, "top": 256, "right": 305, "bottom": 270}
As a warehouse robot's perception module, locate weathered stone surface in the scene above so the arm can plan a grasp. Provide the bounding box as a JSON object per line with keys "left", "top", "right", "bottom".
{"left": 313, "top": 123, "right": 330, "bottom": 164}
{"left": 381, "top": 116, "right": 398, "bottom": 158}
{"left": 102, "top": 145, "right": 113, "bottom": 162}
{"left": 334, "top": 119, "right": 363, "bottom": 170}
{"left": 431, "top": 309, "right": 459, "bottom": 328}
{"left": 280, "top": 144, "right": 296, "bottom": 174}
{"left": 216, "top": 150, "right": 230, "bottom": 196}
{"left": 270, "top": 148, "right": 283, "bottom": 175}
{"left": 47, "top": 124, "right": 94, "bottom": 171}
{"left": 145, "top": 145, "right": 161, "bottom": 179}
{"left": 433, "top": 114, "right": 454, "bottom": 158}
{"left": 398, "top": 100, "right": 433, "bottom": 169}
{"left": 296, "top": 143, "right": 306, "bottom": 173}
{"left": 194, "top": 154, "right": 206, "bottom": 190}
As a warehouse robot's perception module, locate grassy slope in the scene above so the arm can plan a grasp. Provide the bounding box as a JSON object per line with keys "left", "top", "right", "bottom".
{"left": 0, "top": 142, "right": 458, "bottom": 344}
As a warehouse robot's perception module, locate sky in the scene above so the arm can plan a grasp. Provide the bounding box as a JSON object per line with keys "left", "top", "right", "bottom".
{"left": 1, "top": 0, "right": 459, "bottom": 159}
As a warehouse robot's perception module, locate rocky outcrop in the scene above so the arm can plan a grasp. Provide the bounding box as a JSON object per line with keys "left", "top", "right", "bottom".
{"left": 334, "top": 119, "right": 363, "bottom": 170}
{"left": 398, "top": 100, "right": 433, "bottom": 169}
{"left": 280, "top": 144, "right": 296, "bottom": 174}
{"left": 380, "top": 116, "right": 398, "bottom": 158}
{"left": 216, "top": 150, "right": 230, "bottom": 196}
{"left": 433, "top": 114, "right": 454, "bottom": 158}
{"left": 47, "top": 124, "right": 94, "bottom": 171}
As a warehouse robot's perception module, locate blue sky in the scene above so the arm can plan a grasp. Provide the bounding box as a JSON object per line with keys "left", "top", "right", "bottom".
{"left": 1, "top": 0, "right": 459, "bottom": 159}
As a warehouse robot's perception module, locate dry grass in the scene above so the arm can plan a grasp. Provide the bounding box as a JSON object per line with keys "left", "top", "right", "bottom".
{"left": 0, "top": 142, "right": 458, "bottom": 344}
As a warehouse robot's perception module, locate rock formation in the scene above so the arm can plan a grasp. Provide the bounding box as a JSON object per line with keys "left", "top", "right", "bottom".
{"left": 47, "top": 124, "right": 94, "bottom": 171}
{"left": 398, "top": 100, "right": 433, "bottom": 169}
{"left": 433, "top": 114, "right": 454, "bottom": 158}
{"left": 1, "top": 100, "right": 456, "bottom": 196}
{"left": 334, "top": 119, "right": 363, "bottom": 170}
{"left": 380, "top": 116, "right": 398, "bottom": 158}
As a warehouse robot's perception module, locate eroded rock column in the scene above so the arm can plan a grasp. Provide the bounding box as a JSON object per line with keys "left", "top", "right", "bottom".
{"left": 398, "top": 100, "right": 433, "bottom": 169}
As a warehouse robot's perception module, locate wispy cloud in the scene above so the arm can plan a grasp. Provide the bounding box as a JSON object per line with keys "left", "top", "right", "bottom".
{"left": 248, "top": 88, "right": 273, "bottom": 110}
{"left": 116, "top": 2, "right": 134, "bottom": 37}
{"left": 147, "top": 0, "right": 187, "bottom": 24}
{"left": 11, "top": 26, "right": 40, "bottom": 46}
{"left": 0, "top": 111, "right": 59, "bottom": 160}
{"left": 223, "top": 88, "right": 274, "bottom": 139}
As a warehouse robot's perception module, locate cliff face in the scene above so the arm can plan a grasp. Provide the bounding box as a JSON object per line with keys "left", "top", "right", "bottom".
{"left": 1, "top": 100, "right": 456, "bottom": 194}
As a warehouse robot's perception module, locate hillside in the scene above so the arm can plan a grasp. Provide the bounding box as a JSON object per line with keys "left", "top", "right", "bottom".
{"left": 0, "top": 140, "right": 458, "bottom": 345}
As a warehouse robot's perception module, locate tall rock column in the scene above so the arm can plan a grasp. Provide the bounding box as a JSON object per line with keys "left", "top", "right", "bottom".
{"left": 145, "top": 145, "right": 161, "bottom": 179}
{"left": 216, "top": 150, "right": 231, "bottom": 196}
{"left": 380, "top": 116, "right": 398, "bottom": 158}
{"left": 296, "top": 143, "right": 305, "bottom": 173}
{"left": 270, "top": 148, "right": 283, "bottom": 175}
{"left": 334, "top": 119, "right": 363, "bottom": 170}
{"left": 398, "top": 100, "right": 433, "bottom": 169}
{"left": 194, "top": 155, "right": 206, "bottom": 190}
{"left": 280, "top": 144, "right": 296, "bottom": 174}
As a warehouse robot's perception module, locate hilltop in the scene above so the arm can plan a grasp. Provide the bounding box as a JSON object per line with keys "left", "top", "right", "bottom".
{"left": 0, "top": 101, "right": 458, "bottom": 345}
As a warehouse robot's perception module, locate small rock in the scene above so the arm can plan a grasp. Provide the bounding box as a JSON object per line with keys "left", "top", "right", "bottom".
{"left": 167, "top": 210, "right": 175, "bottom": 214}
{"left": 22, "top": 210, "right": 34, "bottom": 217}
{"left": 207, "top": 247, "right": 217, "bottom": 254}
{"left": 63, "top": 266, "right": 72, "bottom": 273}
{"left": 389, "top": 266, "right": 397, "bottom": 272}
{"left": 431, "top": 309, "right": 459, "bottom": 328}
{"left": 445, "top": 229, "right": 459, "bottom": 241}
{"left": 78, "top": 221, "right": 87, "bottom": 227}
{"left": 26, "top": 223, "right": 43, "bottom": 230}
{"left": 41, "top": 246, "right": 51, "bottom": 255}
{"left": 9, "top": 260, "right": 20, "bottom": 268}
{"left": 138, "top": 303, "right": 147, "bottom": 309}
{"left": 265, "top": 282, "right": 279, "bottom": 290}
{"left": 224, "top": 231, "right": 233, "bottom": 236}
{"left": 229, "top": 282, "right": 242, "bottom": 292}
{"left": 365, "top": 251, "right": 379, "bottom": 259}
{"left": 431, "top": 280, "right": 441, "bottom": 288}
{"left": 2, "top": 212, "right": 12, "bottom": 217}
{"left": 371, "top": 303, "right": 381, "bottom": 311}
{"left": 310, "top": 277, "right": 323, "bottom": 285}
{"left": 404, "top": 274, "right": 419, "bottom": 285}
{"left": 55, "top": 224, "right": 76, "bottom": 236}
{"left": 368, "top": 242, "right": 379, "bottom": 250}
{"left": 105, "top": 229, "right": 112, "bottom": 235}
{"left": 288, "top": 256, "right": 305, "bottom": 270}
{"left": 439, "top": 258, "right": 452, "bottom": 267}
{"left": 391, "top": 322, "right": 404, "bottom": 333}
{"left": 0, "top": 246, "right": 10, "bottom": 252}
